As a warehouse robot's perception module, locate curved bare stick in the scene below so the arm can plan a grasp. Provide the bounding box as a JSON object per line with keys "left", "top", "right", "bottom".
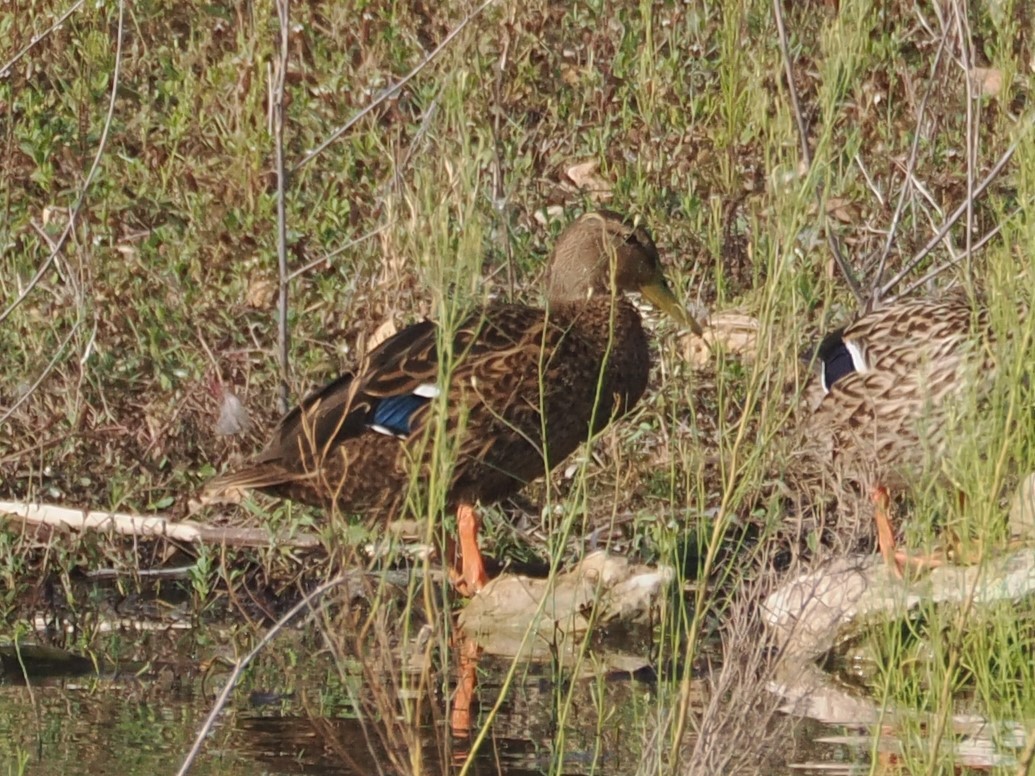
{"left": 0, "top": 0, "right": 124, "bottom": 325}
{"left": 0, "top": 0, "right": 85, "bottom": 79}
{"left": 0, "top": 319, "right": 87, "bottom": 424}
{"left": 771, "top": 0, "right": 864, "bottom": 304}
{"left": 174, "top": 574, "right": 354, "bottom": 776}
{"left": 293, "top": 0, "right": 497, "bottom": 173}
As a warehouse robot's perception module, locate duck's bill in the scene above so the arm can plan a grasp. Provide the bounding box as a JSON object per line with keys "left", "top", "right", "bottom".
{"left": 639, "top": 278, "right": 704, "bottom": 336}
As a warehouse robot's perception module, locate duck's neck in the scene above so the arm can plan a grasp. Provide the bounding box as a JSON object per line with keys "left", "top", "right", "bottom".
{"left": 549, "top": 295, "right": 651, "bottom": 428}
{"left": 548, "top": 286, "right": 628, "bottom": 319}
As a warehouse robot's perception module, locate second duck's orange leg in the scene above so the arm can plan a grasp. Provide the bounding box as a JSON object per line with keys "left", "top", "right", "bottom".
{"left": 458, "top": 503, "right": 489, "bottom": 592}
{"left": 871, "top": 485, "right": 944, "bottom": 576}
{"left": 871, "top": 485, "right": 899, "bottom": 572}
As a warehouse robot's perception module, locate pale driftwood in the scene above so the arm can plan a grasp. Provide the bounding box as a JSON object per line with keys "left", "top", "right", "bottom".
{"left": 763, "top": 473, "right": 1035, "bottom": 664}
{"left": 681, "top": 311, "right": 759, "bottom": 367}
{"left": 458, "top": 551, "right": 672, "bottom": 662}
{"left": 763, "top": 553, "right": 1035, "bottom": 770}
{"left": 761, "top": 474, "right": 1035, "bottom": 770}
{"left": 0, "top": 500, "right": 322, "bottom": 549}
{"left": 764, "top": 548, "right": 1035, "bottom": 665}
{"left": 31, "top": 614, "right": 193, "bottom": 634}
{"left": 771, "top": 659, "right": 1026, "bottom": 771}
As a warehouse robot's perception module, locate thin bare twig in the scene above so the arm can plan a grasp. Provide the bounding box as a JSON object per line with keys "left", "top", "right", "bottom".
{"left": 490, "top": 26, "right": 515, "bottom": 298}
{"left": 292, "top": 0, "right": 498, "bottom": 172}
{"left": 955, "top": 1, "right": 977, "bottom": 282}
{"left": 890, "top": 205, "right": 1021, "bottom": 301}
{"left": 0, "top": 0, "right": 124, "bottom": 325}
{"left": 382, "top": 94, "right": 440, "bottom": 197}
{"left": 0, "top": 0, "right": 85, "bottom": 79}
{"left": 871, "top": 31, "right": 949, "bottom": 300}
{"left": 853, "top": 154, "right": 885, "bottom": 207}
{"left": 0, "top": 319, "right": 88, "bottom": 424}
{"left": 771, "top": 0, "right": 864, "bottom": 304}
{"left": 273, "top": 0, "right": 291, "bottom": 415}
{"left": 286, "top": 224, "right": 390, "bottom": 282}
{"left": 898, "top": 161, "right": 944, "bottom": 216}
{"left": 878, "top": 129, "right": 1026, "bottom": 298}
{"left": 0, "top": 500, "right": 322, "bottom": 548}
{"left": 175, "top": 574, "right": 353, "bottom": 776}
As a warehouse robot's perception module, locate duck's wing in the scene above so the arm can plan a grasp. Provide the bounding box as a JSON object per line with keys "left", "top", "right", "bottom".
{"left": 203, "top": 319, "right": 442, "bottom": 496}
{"left": 203, "top": 306, "right": 569, "bottom": 501}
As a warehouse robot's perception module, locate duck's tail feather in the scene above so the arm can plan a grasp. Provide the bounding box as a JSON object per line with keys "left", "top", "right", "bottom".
{"left": 200, "top": 463, "right": 310, "bottom": 504}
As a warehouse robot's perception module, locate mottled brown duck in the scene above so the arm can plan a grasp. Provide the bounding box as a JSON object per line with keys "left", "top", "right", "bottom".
{"left": 204, "top": 211, "right": 697, "bottom": 594}
{"left": 802, "top": 289, "right": 1003, "bottom": 571}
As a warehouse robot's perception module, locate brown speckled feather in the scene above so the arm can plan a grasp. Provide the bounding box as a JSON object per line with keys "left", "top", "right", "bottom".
{"left": 207, "top": 301, "right": 649, "bottom": 515}
{"left": 804, "top": 290, "right": 996, "bottom": 496}
{"left": 204, "top": 211, "right": 693, "bottom": 526}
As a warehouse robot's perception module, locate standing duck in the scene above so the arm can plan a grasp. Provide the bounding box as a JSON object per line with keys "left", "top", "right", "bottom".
{"left": 204, "top": 211, "right": 697, "bottom": 594}
{"left": 802, "top": 289, "right": 1001, "bottom": 570}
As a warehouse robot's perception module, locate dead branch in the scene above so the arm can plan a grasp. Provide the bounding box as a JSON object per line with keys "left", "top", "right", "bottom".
{"left": 0, "top": 0, "right": 124, "bottom": 325}
{"left": 771, "top": 0, "right": 864, "bottom": 304}
{"left": 0, "top": 500, "right": 322, "bottom": 549}
{"left": 272, "top": 0, "right": 291, "bottom": 415}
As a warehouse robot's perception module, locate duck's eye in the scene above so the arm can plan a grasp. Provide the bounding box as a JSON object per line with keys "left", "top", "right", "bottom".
{"left": 623, "top": 228, "right": 645, "bottom": 249}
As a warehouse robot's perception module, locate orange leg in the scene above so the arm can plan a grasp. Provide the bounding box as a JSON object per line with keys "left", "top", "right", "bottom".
{"left": 450, "top": 634, "right": 481, "bottom": 742}
{"left": 871, "top": 485, "right": 900, "bottom": 573}
{"left": 871, "top": 485, "right": 944, "bottom": 576}
{"left": 448, "top": 503, "right": 489, "bottom": 596}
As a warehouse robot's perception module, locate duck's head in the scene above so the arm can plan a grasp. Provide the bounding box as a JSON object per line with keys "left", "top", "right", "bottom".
{"left": 545, "top": 210, "right": 701, "bottom": 335}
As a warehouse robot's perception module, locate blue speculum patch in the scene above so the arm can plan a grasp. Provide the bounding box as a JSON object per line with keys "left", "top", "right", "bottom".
{"left": 370, "top": 393, "right": 430, "bottom": 436}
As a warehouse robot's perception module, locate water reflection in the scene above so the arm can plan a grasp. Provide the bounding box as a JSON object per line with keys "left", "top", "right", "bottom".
{"left": 0, "top": 574, "right": 893, "bottom": 776}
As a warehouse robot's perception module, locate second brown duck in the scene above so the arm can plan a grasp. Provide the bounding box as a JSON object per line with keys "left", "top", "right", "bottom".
{"left": 802, "top": 289, "right": 1007, "bottom": 569}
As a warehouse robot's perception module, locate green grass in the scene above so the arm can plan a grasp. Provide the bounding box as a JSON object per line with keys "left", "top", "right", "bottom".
{"left": 3, "top": 0, "right": 1035, "bottom": 774}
